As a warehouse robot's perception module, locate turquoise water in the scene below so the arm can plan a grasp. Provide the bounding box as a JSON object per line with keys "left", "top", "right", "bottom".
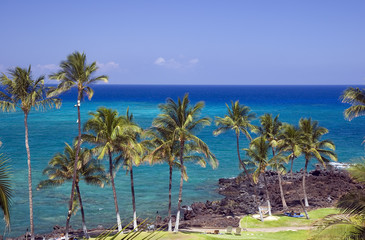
{"left": 1, "top": 85, "right": 364, "bottom": 237}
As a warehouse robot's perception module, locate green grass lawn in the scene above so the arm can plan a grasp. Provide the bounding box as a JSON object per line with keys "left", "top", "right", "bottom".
{"left": 240, "top": 208, "right": 340, "bottom": 228}
{"left": 93, "top": 230, "right": 310, "bottom": 240}
{"left": 92, "top": 208, "right": 340, "bottom": 240}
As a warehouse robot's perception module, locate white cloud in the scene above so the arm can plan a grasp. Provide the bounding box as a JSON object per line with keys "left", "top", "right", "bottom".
{"left": 0, "top": 64, "right": 4, "bottom": 72}
{"left": 35, "top": 64, "right": 59, "bottom": 72}
{"left": 96, "top": 61, "right": 120, "bottom": 71}
{"left": 154, "top": 57, "right": 199, "bottom": 69}
{"left": 189, "top": 58, "right": 199, "bottom": 64}
{"left": 154, "top": 57, "right": 166, "bottom": 65}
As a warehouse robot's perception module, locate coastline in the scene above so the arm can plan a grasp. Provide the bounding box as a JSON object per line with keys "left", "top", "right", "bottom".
{"left": 9, "top": 167, "right": 363, "bottom": 240}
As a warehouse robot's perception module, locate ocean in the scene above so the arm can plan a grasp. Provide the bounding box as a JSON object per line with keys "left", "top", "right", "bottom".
{"left": 0, "top": 85, "right": 364, "bottom": 237}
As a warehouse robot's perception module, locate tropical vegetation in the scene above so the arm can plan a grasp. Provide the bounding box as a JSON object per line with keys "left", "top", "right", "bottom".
{"left": 37, "top": 142, "right": 106, "bottom": 238}
{"left": 0, "top": 153, "right": 12, "bottom": 228}
{"left": 0, "top": 66, "right": 61, "bottom": 240}
{"left": 49, "top": 51, "right": 108, "bottom": 239}
{"left": 153, "top": 93, "right": 218, "bottom": 232}
{"left": 1, "top": 54, "right": 360, "bottom": 240}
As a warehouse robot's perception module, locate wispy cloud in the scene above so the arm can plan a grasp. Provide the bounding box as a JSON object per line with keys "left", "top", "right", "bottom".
{"left": 96, "top": 61, "right": 120, "bottom": 71}
{"left": 0, "top": 64, "right": 4, "bottom": 72}
{"left": 35, "top": 64, "right": 59, "bottom": 72}
{"left": 154, "top": 57, "right": 199, "bottom": 69}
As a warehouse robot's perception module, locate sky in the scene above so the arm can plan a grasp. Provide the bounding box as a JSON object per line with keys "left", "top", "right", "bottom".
{"left": 0, "top": 0, "right": 364, "bottom": 85}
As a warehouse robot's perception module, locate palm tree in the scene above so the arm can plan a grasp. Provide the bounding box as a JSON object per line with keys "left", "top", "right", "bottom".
{"left": 114, "top": 109, "right": 143, "bottom": 230}
{"left": 154, "top": 94, "right": 218, "bottom": 232}
{"left": 299, "top": 118, "right": 337, "bottom": 207}
{"left": 244, "top": 136, "right": 273, "bottom": 216}
{"left": 0, "top": 66, "right": 61, "bottom": 240}
{"left": 341, "top": 87, "right": 365, "bottom": 121}
{"left": 279, "top": 124, "right": 302, "bottom": 178}
{"left": 214, "top": 101, "right": 256, "bottom": 176}
{"left": 82, "top": 107, "right": 136, "bottom": 232}
{"left": 37, "top": 143, "right": 106, "bottom": 238}
{"left": 49, "top": 52, "right": 108, "bottom": 239}
{"left": 144, "top": 126, "right": 176, "bottom": 232}
{"left": 0, "top": 153, "right": 12, "bottom": 228}
{"left": 279, "top": 123, "right": 309, "bottom": 219}
{"left": 254, "top": 114, "right": 288, "bottom": 210}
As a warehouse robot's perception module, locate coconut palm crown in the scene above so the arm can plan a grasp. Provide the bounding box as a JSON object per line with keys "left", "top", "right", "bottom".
{"left": 341, "top": 87, "right": 365, "bottom": 121}
{"left": 214, "top": 100, "right": 256, "bottom": 173}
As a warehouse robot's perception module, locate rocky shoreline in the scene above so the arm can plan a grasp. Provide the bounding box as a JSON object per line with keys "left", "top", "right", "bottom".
{"left": 178, "top": 167, "right": 364, "bottom": 228}
{"left": 9, "top": 167, "right": 364, "bottom": 239}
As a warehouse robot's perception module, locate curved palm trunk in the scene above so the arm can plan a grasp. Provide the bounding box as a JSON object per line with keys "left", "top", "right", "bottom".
{"left": 65, "top": 93, "right": 82, "bottom": 240}
{"left": 272, "top": 149, "right": 287, "bottom": 210}
{"left": 236, "top": 134, "right": 262, "bottom": 221}
{"left": 130, "top": 165, "right": 137, "bottom": 230}
{"left": 24, "top": 112, "right": 34, "bottom": 240}
{"left": 263, "top": 174, "right": 272, "bottom": 216}
{"left": 168, "top": 163, "right": 173, "bottom": 232}
{"left": 174, "top": 140, "right": 185, "bottom": 233}
{"left": 75, "top": 183, "right": 89, "bottom": 238}
{"left": 290, "top": 157, "right": 309, "bottom": 219}
{"left": 108, "top": 149, "right": 122, "bottom": 232}
{"left": 303, "top": 158, "right": 309, "bottom": 207}
{"left": 290, "top": 155, "right": 294, "bottom": 179}
{"left": 278, "top": 171, "right": 287, "bottom": 210}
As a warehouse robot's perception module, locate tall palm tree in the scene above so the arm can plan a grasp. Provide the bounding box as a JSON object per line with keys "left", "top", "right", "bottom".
{"left": 341, "top": 87, "right": 365, "bottom": 121}
{"left": 114, "top": 109, "right": 143, "bottom": 230}
{"left": 0, "top": 153, "right": 12, "bottom": 228}
{"left": 49, "top": 52, "right": 108, "bottom": 239}
{"left": 37, "top": 143, "right": 106, "bottom": 238}
{"left": 279, "top": 123, "right": 309, "bottom": 219}
{"left": 154, "top": 94, "right": 218, "bottom": 232}
{"left": 144, "top": 126, "right": 176, "bottom": 232}
{"left": 82, "top": 107, "right": 136, "bottom": 232}
{"left": 299, "top": 118, "right": 337, "bottom": 207}
{"left": 253, "top": 114, "right": 288, "bottom": 210}
{"left": 279, "top": 124, "right": 302, "bottom": 178}
{"left": 145, "top": 127, "right": 208, "bottom": 231}
{"left": 214, "top": 101, "right": 256, "bottom": 176}
{"left": 213, "top": 101, "right": 262, "bottom": 219}
{"left": 0, "top": 66, "right": 61, "bottom": 240}
{"left": 244, "top": 136, "right": 273, "bottom": 216}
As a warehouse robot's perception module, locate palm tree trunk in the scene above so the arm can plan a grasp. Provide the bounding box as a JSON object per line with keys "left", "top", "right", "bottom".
{"left": 75, "top": 183, "right": 89, "bottom": 238}
{"left": 108, "top": 149, "right": 122, "bottom": 232}
{"left": 303, "top": 159, "right": 309, "bottom": 207}
{"left": 24, "top": 112, "right": 34, "bottom": 240}
{"left": 130, "top": 165, "right": 137, "bottom": 230}
{"left": 168, "top": 163, "right": 173, "bottom": 232}
{"left": 263, "top": 174, "right": 272, "bottom": 216}
{"left": 290, "top": 155, "right": 294, "bottom": 179}
{"left": 174, "top": 140, "right": 185, "bottom": 233}
{"left": 278, "top": 171, "right": 287, "bottom": 210}
{"left": 65, "top": 93, "right": 82, "bottom": 240}
{"left": 290, "top": 157, "right": 309, "bottom": 219}
{"left": 236, "top": 134, "right": 262, "bottom": 221}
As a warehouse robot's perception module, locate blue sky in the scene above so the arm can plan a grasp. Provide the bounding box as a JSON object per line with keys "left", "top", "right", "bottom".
{"left": 0, "top": 0, "right": 364, "bottom": 85}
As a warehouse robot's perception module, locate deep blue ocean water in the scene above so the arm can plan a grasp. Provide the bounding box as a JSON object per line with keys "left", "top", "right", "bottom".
{"left": 1, "top": 85, "right": 364, "bottom": 237}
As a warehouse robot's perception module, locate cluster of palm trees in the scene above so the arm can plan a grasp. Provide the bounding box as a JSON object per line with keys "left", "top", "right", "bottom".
{"left": 0, "top": 52, "right": 218, "bottom": 239}
{"left": 214, "top": 101, "right": 337, "bottom": 219}
{"left": 1, "top": 50, "right": 364, "bottom": 240}
{"left": 38, "top": 94, "right": 218, "bottom": 237}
